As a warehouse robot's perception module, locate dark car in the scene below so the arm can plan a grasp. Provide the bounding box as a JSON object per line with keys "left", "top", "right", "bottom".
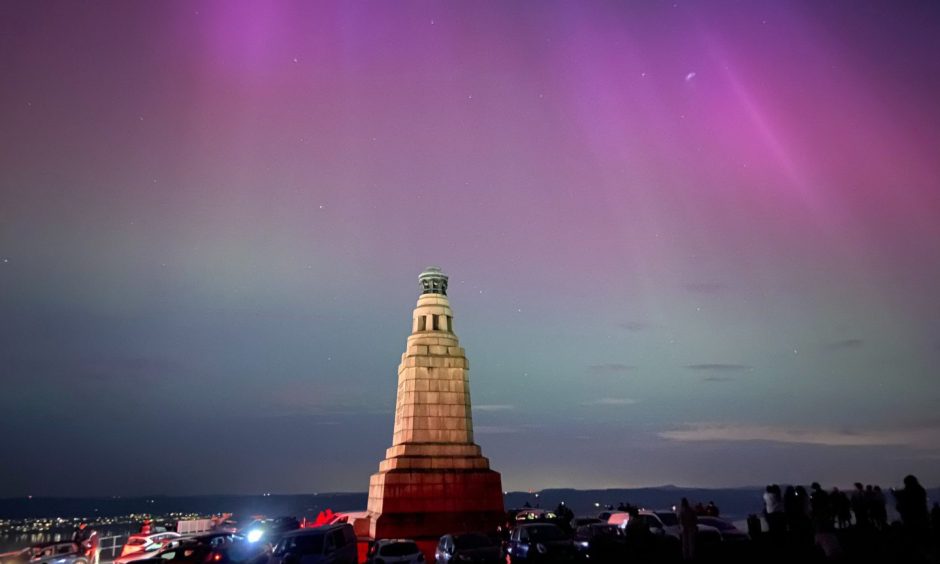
{"left": 3, "top": 543, "right": 88, "bottom": 564}
{"left": 242, "top": 518, "right": 301, "bottom": 545}
{"left": 568, "top": 518, "right": 601, "bottom": 530}
{"left": 365, "top": 540, "right": 425, "bottom": 564}
{"left": 269, "top": 524, "right": 357, "bottom": 564}
{"left": 505, "top": 524, "right": 575, "bottom": 564}
{"left": 139, "top": 535, "right": 268, "bottom": 564}
{"left": 695, "top": 517, "right": 749, "bottom": 542}
{"left": 572, "top": 524, "right": 626, "bottom": 562}
{"left": 435, "top": 533, "right": 501, "bottom": 564}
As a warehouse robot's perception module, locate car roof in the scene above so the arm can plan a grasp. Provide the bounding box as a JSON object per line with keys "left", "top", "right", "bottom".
{"left": 516, "top": 523, "right": 560, "bottom": 529}
{"left": 282, "top": 525, "right": 347, "bottom": 537}
{"left": 376, "top": 539, "right": 416, "bottom": 545}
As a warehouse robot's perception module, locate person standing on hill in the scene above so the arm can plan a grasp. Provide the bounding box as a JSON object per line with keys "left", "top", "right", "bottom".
{"left": 894, "top": 475, "right": 928, "bottom": 532}
{"left": 871, "top": 486, "right": 887, "bottom": 530}
{"left": 678, "top": 497, "right": 698, "bottom": 561}
{"left": 851, "top": 483, "right": 868, "bottom": 527}
{"left": 72, "top": 523, "right": 99, "bottom": 564}
{"left": 930, "top": 502, "right": 940, "bottom": 540}
{"left": 764, "top": 484, "right": 785, "bottom": 538}
{"left": 810, "top": 483, "right": 831, "bottom": 532}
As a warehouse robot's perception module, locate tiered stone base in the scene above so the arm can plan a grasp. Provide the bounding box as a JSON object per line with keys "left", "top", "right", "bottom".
{"left": 354, "top": 464, "right": 504, "bottom": 562}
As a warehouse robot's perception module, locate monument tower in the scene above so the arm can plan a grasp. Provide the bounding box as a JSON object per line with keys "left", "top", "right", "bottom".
{"left": 360, "top": 266, "right": 504, "bottom": 552}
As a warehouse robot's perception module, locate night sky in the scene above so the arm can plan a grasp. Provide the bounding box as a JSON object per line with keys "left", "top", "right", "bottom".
{"left": 2, "top": 1, "right": 939, "bottom": 497}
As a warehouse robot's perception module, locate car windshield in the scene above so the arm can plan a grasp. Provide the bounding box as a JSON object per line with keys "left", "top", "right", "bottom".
{"left": 454, "top": 535, "right": 494, "bottom": 550}
{"left": 525, "top": 526, "right": 566, "bottom": 542}
{"left": 379, "top": 542, "right": 419, "bottom": 557}
{"left": 655, "top": 513, "right": 678, "bottom": 527}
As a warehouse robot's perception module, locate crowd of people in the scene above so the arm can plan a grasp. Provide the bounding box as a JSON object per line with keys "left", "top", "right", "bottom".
{"left": 758, "top": 474, "right": 938, "bottom": 562}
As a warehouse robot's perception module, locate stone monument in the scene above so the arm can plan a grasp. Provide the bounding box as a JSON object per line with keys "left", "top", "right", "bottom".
{"left": 357, "top": 267, "right": 504, "bottom": 555}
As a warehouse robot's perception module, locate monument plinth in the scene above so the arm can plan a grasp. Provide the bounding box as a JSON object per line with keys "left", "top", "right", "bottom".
{"left": 359, "top": 267, "right": 504, "bottom": 552}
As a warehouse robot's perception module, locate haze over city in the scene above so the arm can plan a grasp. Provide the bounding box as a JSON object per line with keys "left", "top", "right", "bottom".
{"left": 1, "top": 1, "right": 939, "bottom": 497}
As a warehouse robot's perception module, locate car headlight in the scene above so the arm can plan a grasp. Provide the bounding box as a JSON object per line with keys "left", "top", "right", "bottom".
{"left": 246, "top": 529, "right": 264, "bottom": 543}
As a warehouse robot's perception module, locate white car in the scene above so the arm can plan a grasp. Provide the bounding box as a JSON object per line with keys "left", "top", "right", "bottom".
{"left": 116, "top": 533, "right": 181, "bottom": 564}
{"left": 367, "top": 540, "right": 426, "bottom": 564}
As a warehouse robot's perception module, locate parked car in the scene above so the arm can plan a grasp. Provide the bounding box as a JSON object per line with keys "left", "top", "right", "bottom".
{"left": 138, "top": 536, "right": 268, "bottom": 564}
{"left": 568, "top": 518, "right": 601, "bottom": 530}
{"left": 505, "top": 524, "right": 575, "bottom": 563}
{"left": 650, "top": 511, "right": 680, "bottom": 537}
{"left": 242, "top": 518, "right": 300, "bottom": 544}
{"left": 513, "top": 510, "right": 557, "bottom": 524}
{"left": 0, "top": 547, "right": 30, "bottom": 564}
{"left": 572, "top": 524, "right": 626, "bottom": 561}
{"left": 694, "top": 517, "right": 749, "bottom": 542}
{"left": 604, "top": 512, "right": 630, "bottom": 528}
{"left": 119, "top": 533, "right": 182, "bottom": 559}
{"left": 269, "top": 524, "right": 357, "bottom": 564}
{"left": 13, "top": 543, "right": 88, "bottom": 564}
{"left": 366, "top": 540, "right": 425, "bottom": 564}
{"left": 435, "top": 533, "right": 501, "bottom": 564}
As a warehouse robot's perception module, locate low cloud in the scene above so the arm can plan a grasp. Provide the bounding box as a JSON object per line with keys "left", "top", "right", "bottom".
{"left": 686, "top": 363, "right": 751, "bottom": 372}
{"left": 618, "top": 321, "right": 651, "bottom": 332}
{"left": 824, "top": 339, "right": 864, "bottom": 351}
{"left": 475, "top": 404, "right": 514, "bottom": 412}
{"left": 588, "top": 363, "right": 637, "bottom": 375}
{"left": 582, "top": 398, "right": 639, "bottom": 406}
{"left": 702, "top": 376, "right": 735, "bottom": 382}
{"left": 658, "top": 423, "right": 940, "bottom": 449}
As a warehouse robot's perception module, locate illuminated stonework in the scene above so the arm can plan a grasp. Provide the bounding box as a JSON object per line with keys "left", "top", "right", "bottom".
{"left": 359, "top": 267, "right": 504, "bottom": 548}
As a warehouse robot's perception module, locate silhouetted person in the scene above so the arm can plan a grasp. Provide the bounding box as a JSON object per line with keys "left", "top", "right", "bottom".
{"left": 851, "top": 483, "right": 868, "bottom": 527}
{"left": 72, "top": 523, "right": 98, "bottom": 564}
{"left": 810, "top": 482, "right": 831, "bottom": 532}
{"left": 678, "top": 497, "right": 697, "bottom": 561}
{"left": 894, "top": 475, "right": 928, "bottom": 532}
{"left": 787, "top": 486, "right": 812, "bottom": 544}
{"left": 871, "top": 485, "right": 887, "bottom": 530}
{"left": 931, "top": 502, "right": 940, "bottom": 539}
{"left": 624, "top": 506, "right": 654, "bottom": 561}
{"left": 831, "top": 488, "right": 851, "bottom": 529}
{"left": 764, "top": 484, "right": 785, "bottom": 538}
{"left": 783, "top": 486, "right": 800, "bottom": 531}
